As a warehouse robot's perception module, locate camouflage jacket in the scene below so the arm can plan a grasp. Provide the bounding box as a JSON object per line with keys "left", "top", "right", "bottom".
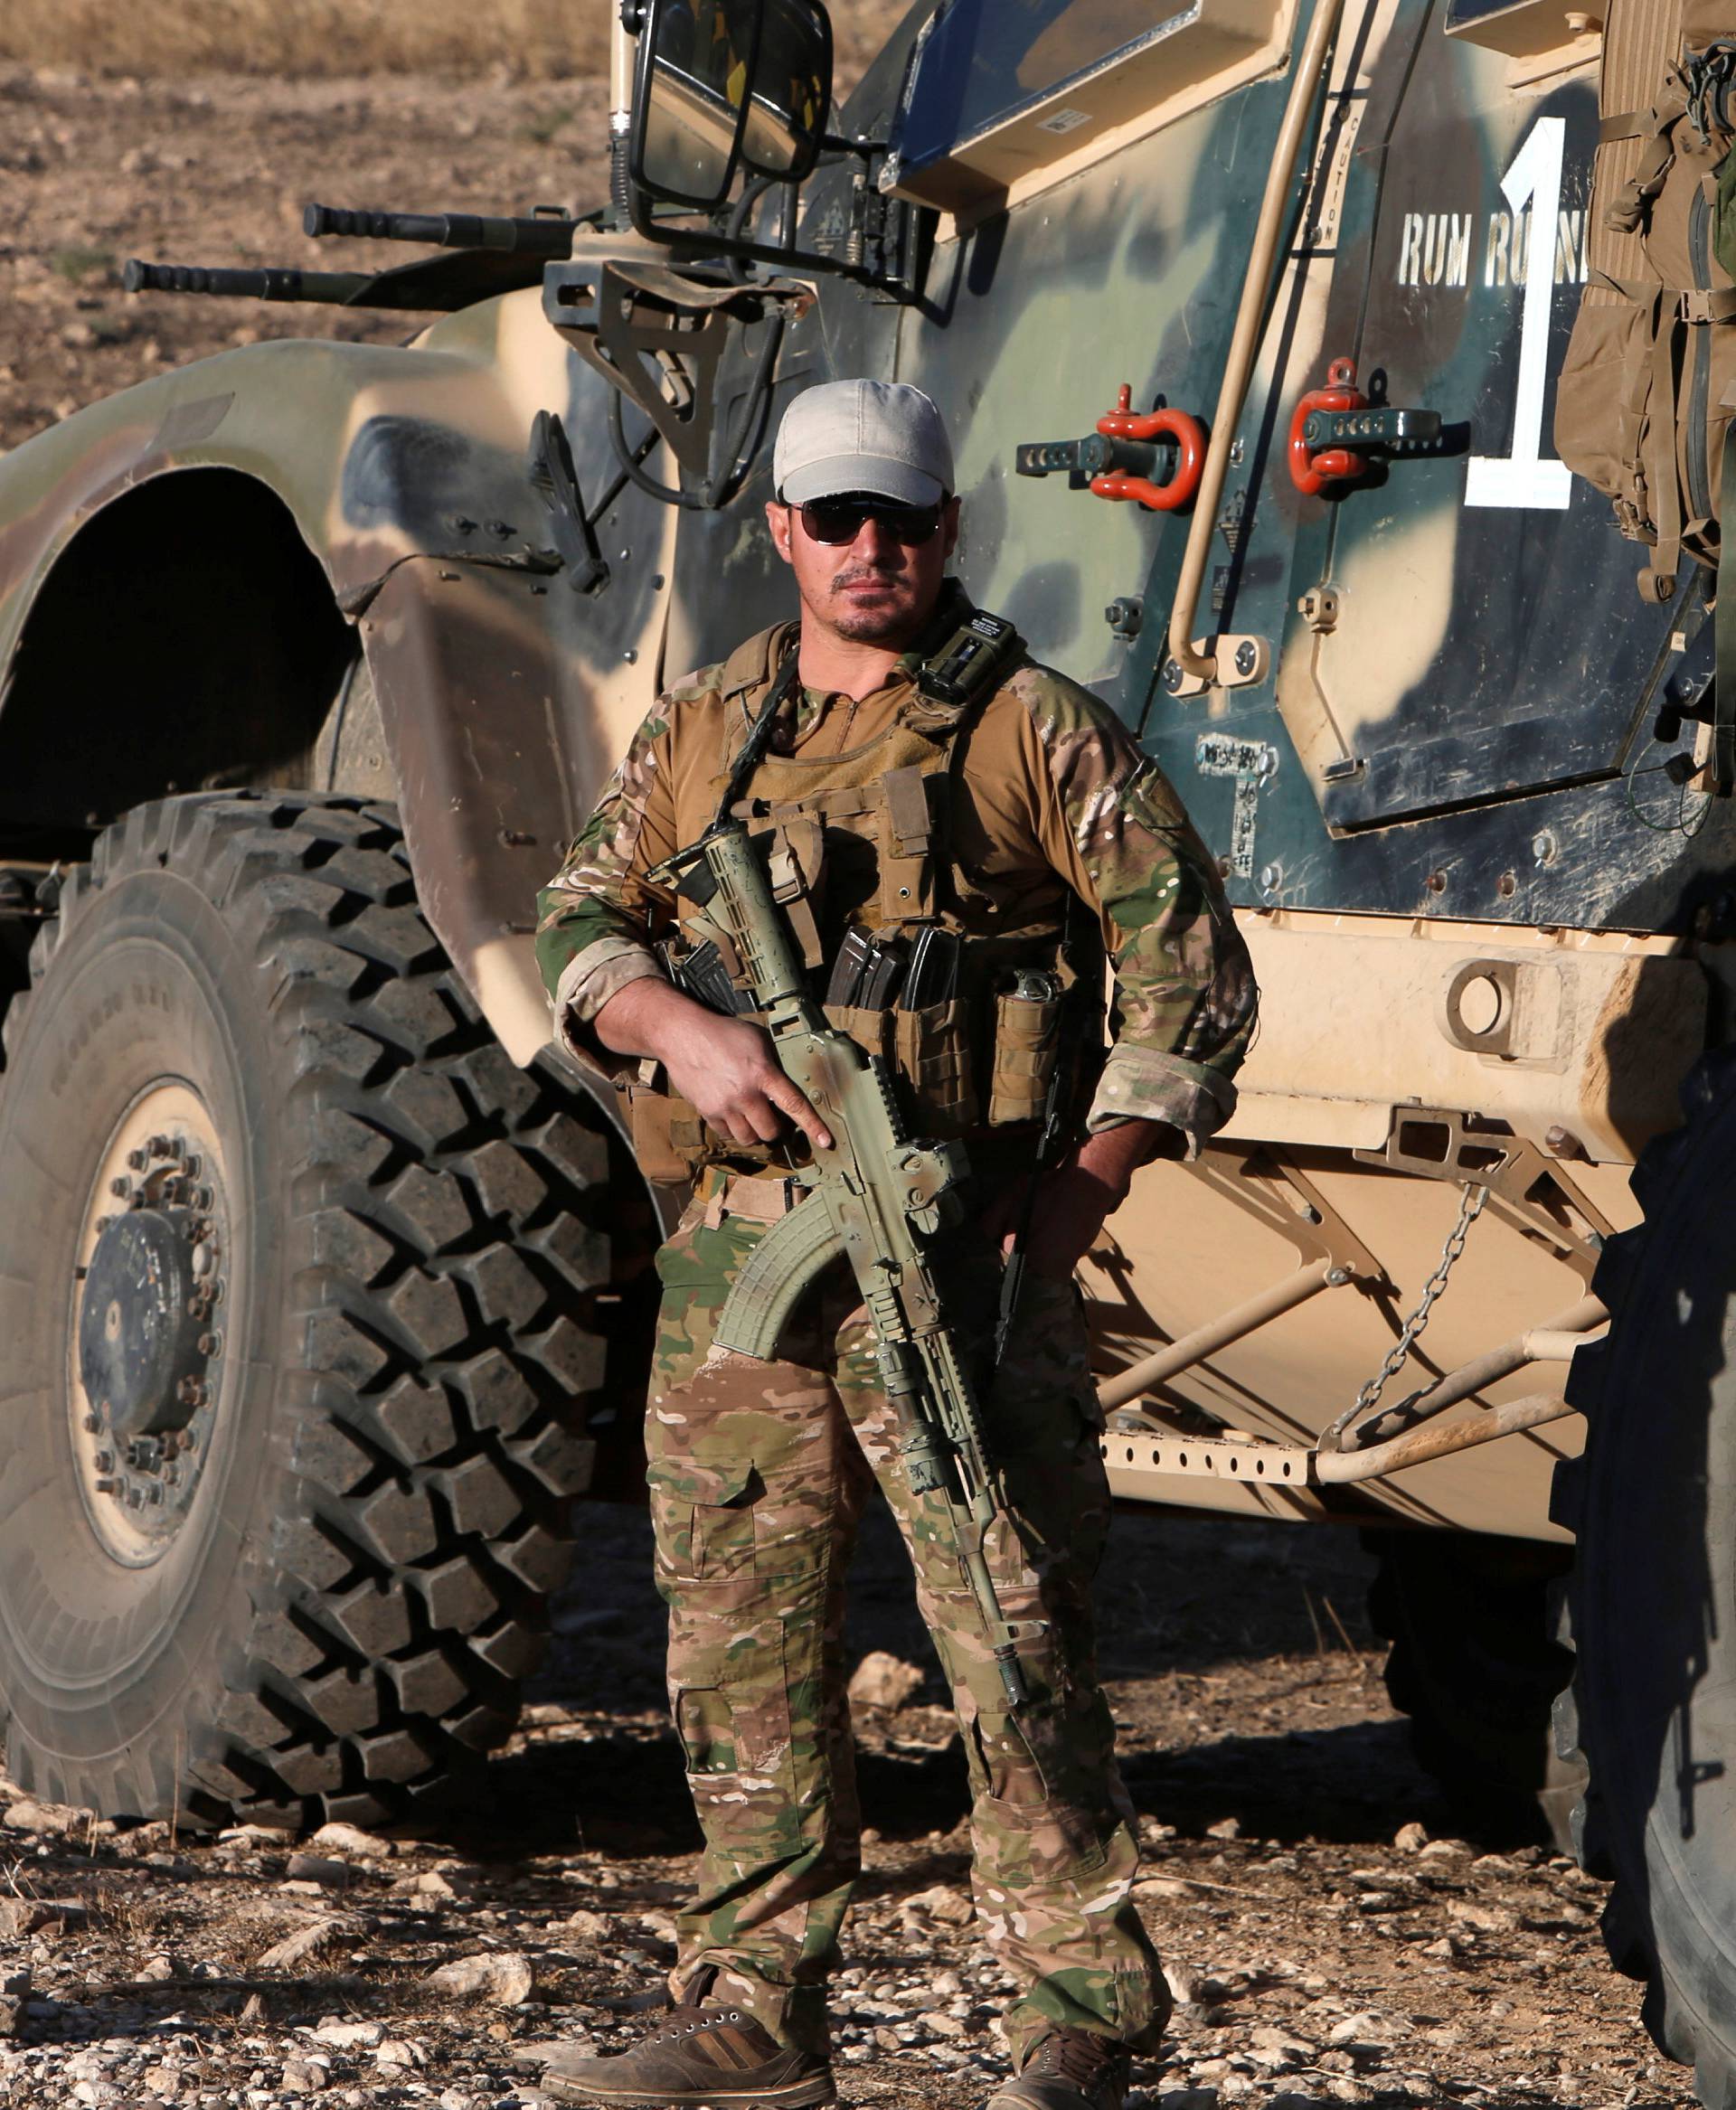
{"left": 535, "top": 589, "right": 1257, "bottom": 1153}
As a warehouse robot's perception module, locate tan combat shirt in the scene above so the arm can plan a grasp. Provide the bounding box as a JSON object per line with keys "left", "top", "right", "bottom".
{"left": 536, "top": 601, "right": 1257, "bottom": 1153}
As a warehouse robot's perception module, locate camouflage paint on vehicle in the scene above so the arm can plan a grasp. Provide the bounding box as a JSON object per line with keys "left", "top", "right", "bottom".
{"left": 0, "top": 0, "right": 1727, "bottom": 1544}
{"left": 0, "top": 247, "right": 683, "bottom": 1061}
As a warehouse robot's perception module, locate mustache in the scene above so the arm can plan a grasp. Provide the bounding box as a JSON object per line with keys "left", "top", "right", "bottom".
{"left": 829, "top": 563, "right": 905, "bottom": 590}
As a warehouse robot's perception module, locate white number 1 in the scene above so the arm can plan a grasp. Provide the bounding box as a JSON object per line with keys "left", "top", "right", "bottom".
{"left": 1466, "top": 116, "right": 1574, "bottom": 510}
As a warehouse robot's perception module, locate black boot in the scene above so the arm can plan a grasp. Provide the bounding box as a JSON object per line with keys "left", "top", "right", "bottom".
{"left": 984, "top": 2028, "right": 1133, "bottom": 2110}
{"left": 531, "top": 2003, "right": 835, "bottom": 2108}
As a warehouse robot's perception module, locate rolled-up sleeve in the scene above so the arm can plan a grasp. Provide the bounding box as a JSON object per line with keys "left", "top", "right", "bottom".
{"left": 1016, "top": 672, "right": 1258, "bottom": 1155}
{"left": 535, "top": 698, "right": 682, "bottom": 1079}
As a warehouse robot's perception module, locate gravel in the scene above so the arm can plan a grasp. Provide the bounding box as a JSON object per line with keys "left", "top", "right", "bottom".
{"left": 0, "top": 1501, "right": 1697, "bottom": 2109}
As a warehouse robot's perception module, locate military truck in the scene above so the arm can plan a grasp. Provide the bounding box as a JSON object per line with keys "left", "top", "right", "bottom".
{"left": 2, "top": 0, "right": 1733, "bottom": 2089}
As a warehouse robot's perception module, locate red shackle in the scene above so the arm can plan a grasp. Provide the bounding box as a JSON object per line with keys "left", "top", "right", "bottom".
{"left": 1091, "top": 383, "right": 1207, "bottom": 512}
{"left": 1288, "top": 356, "right": 1368, "bottom": 497}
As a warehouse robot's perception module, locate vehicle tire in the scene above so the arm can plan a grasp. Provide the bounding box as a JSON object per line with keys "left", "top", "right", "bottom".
{"left": 1551, "top": 1044, "right": 1736, "bottom": 2100}
{"left": 0, "top": 794, "right": 614, "bottom": 1830}
{"left": 1365, "top": 1529, "right": 1581, "bottom": 1851}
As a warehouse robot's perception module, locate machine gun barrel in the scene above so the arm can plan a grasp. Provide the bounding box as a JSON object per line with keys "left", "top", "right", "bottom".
{"left": 303, "top": 203, "right": 576, "bottom": 256}
{"left": 123, "top": 259, "right": 372, "bottom": 304}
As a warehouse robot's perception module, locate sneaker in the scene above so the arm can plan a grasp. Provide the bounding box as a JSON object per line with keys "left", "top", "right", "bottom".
{"left": 984, "top": 2028, "right": 1133, "bottom": 2110}
{"left": 532, "top": 2003, "right": 836, "bottom": 2107}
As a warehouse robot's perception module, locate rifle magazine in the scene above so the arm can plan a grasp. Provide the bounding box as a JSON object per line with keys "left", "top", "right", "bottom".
{"left": 712, "top": 1192, "right": 845, "bottom": 1360}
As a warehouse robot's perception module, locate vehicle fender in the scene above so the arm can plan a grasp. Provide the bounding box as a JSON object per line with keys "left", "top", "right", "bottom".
{"left": 0, "top": 290, "right": 678, "bottom": 1067}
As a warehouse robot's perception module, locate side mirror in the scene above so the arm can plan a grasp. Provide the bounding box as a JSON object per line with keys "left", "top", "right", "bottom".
{"left": 630, "top": 0, "right": 832, "bottom": 212}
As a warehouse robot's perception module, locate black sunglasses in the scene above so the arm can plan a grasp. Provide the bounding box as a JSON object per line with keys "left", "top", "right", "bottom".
{"left": 793, "top": 495, "right": 945, "bottom": 546}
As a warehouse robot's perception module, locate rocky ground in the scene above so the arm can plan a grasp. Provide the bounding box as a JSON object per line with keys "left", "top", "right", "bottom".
{"left": 0, "top": 1500, "right": 1692, "bottom": 2110}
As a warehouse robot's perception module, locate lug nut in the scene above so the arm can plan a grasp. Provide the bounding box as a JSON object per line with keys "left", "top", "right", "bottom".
{"left": 94, "top": 1450, "right": 113, "bottom": 1473}
{"left": 95, "top": 1478, "right": 118, "bottom": 1496}
{"left": 146, "top": 1135, "right": 169, "bottom": 1157}
{"left": 108, "top": 1176, "right": 130, "bottom": 1198}
{"left": 82, "top": 1411, "right": 101, "bottom": 1434}
{"left": 127, "top": 1148, "right": 148, "bottom": 1171}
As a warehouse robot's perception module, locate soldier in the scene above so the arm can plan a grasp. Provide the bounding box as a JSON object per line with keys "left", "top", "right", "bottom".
{"left": 533, "top": 379, "right": 1257, "bottom": 2110}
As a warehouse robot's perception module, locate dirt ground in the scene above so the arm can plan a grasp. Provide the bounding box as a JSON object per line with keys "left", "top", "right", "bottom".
{"left": 0, "top": 1500, "right": 1692, "bottom": 2110}
{"left": 0, "top": 65, "right": 617, "bottom": 452}
{"left": 0, "top": 29, "right": 884, "bottom": 451}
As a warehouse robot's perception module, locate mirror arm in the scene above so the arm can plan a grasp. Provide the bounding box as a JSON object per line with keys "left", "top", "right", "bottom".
{"left": 627, "top": 181, "right": 892, "bottom": 291}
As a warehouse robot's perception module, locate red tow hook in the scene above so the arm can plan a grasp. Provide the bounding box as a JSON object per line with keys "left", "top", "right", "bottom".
{"left": 1289, "top": 356, "right": 1369, "bottom": 496}
{"left": 1090, "top": 384, "right": 1206, "bottom": 513}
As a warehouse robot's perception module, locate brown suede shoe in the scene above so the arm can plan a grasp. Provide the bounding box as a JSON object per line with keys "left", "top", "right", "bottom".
{"left": 532, "top": 2004, "right": 836, "bottom": 2107}
{"left": 984, "top": 2028, "right": 1133, "bottom": 2110}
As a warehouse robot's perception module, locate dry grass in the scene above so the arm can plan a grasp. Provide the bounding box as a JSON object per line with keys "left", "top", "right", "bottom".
{"left": 0, "top": 0, "right": 609, "bottom": 79}
{"left": 0, "top": 0, "right": 896, "bottom": 81}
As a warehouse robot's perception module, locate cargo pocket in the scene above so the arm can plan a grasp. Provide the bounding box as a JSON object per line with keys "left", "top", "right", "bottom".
{"left": 992, "top": 1274, "right": 1101, "bottom": 1446}
{"left": 892, "top": 998, "right": 977, "bottom": 1132}
{"left": 967, "top": 1706, "right": 1109, "bottom": 1883}
{"left": 986, "top": 987, "right": 1062, "bottom": 1126}
{"left": 647, "top": 1456, "right": 760, "bottom": 1584}
{"left": 670, "top": 1614, "right": 802, "bottom": 1858}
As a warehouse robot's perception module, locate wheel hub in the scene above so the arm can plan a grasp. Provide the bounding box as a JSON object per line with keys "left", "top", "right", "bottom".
{"left": 69, "top": 1107, "right": 230, "bottom": 1560}
{"left": 79, "top": 1206, "right": 210, "bottom": 1441}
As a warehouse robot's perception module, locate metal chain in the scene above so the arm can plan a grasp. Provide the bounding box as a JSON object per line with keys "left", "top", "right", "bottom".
{"left": 1327, "top": 1181, "right": 1489, "bottom": 1446}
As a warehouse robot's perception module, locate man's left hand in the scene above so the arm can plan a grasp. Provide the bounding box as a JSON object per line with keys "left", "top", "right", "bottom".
{"left": 980, "top": 1122, "right": 1180, "bottom": 1280}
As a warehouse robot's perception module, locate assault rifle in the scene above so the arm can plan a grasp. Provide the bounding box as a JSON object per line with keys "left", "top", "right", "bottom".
{"left": 653, "top": 819, "right": 1035, "bottom": 1710}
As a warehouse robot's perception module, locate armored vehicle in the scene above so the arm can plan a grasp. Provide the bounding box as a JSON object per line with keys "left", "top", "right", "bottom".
{"left": 3, "top": 0, "right": 1735, "bottom": 2089}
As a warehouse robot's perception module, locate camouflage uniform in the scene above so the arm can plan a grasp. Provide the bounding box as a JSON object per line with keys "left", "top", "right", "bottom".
{"left": 535, "top": 589, "right": 1255, "bottom": 2068}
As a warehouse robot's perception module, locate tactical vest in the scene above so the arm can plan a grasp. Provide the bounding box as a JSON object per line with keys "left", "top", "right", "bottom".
{"left": 623, "top": 609, "right": 1103, "bottom": 1184}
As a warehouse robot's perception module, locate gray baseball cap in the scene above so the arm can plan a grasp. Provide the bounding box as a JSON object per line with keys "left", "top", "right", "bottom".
{"left": 773, "top": 379, "right": 955, "bottom": 507}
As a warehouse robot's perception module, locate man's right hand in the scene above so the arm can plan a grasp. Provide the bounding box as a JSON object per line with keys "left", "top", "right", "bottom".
{"left": 591, "top": 977, "right": 834, "bottom": 1153}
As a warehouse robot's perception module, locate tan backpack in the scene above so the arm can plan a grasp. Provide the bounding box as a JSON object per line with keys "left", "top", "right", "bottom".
{"left": 1555, "top": 1, "right": 1736, "bottom": 601}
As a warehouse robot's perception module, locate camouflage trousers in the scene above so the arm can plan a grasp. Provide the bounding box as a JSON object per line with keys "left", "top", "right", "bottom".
{"left": 646, "top": 1168, "right": 1168, "bottom": 2068}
